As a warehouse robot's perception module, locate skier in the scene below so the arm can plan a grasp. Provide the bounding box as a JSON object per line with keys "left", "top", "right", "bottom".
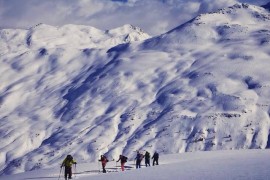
{"left": 145, "top": 151, "right": 151, "bottom": 167}
{"left": 116, "top": 155, "right": 128, "bottom": 171}
{"left": 135, "top": 151, "right": 144, "bottom": 169}
{"left": 99, "top": 155, "right": 109, "bottom": 173}
{"left": 152, "top": 151, "right": 159, "bottom": 166}
{"left": 61, "top": 155, "right": 77, "bottom": 180}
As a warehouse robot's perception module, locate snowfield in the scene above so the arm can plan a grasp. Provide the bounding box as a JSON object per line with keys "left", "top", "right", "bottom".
{"left": 1, "top": 2, "right": 270, "bottom": 178}
{"left": 1, "top": 150, "right": 270, "bottom": 180}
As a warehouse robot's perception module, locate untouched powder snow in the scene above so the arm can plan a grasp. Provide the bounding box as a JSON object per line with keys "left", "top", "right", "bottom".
{"left": 1, "top": 150, "right": 270, "bottom": 180}
{"left": 1, "top": 2, "right": 270, "bottom": 176}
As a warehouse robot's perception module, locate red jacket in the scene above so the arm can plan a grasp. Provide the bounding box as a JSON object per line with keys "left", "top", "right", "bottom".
{"left": 99, "top": 156, "right": 108, "bottom": 165}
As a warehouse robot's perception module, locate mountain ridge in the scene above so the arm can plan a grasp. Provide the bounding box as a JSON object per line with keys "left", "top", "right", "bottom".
{"left": 0, "top": 23, "right": 150, "bottom": 56}
{"left": 141, "top": 3, "right": 270, "bottom": 50}
{"left": 1, "top": 2, "right": 270, "bottom": 175}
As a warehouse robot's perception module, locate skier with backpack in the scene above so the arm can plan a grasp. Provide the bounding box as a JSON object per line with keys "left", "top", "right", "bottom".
{"left": 144, "top": 151, "right": 151, "bottom": 167}
{"left": 135, "top": 151, "right": 144, "bottom": 169}
{"left": 152, "top": 151, "right": 159, "bottom": 166}
{"left": 116, "top": 154, "right": 128, "bottom": 171}
{"left": 61, "top": 155, "right": 77, "bottom": 180}
{"left": 99, "top": 155, "right": 109, "bottom": 173}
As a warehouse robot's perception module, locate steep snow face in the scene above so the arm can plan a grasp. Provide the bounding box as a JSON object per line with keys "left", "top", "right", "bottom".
{"left": 143, "top": 3, "right": 270, "bottom": 49}
{"left": 1, "top": 3, "right": 270, "bottom": 176}
{"left": 0, "top": 23, "right": 150, "bottom": 53}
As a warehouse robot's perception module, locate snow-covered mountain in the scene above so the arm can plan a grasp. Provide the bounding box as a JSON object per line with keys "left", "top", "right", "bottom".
{"left": 0, "top": 23, "right": 150, "bottom": 54}
{"left": 143, "top": 3, "right": 270, "bottom": 49}
{"left": 1, "top": 2, "right": 270, "bottom": 176}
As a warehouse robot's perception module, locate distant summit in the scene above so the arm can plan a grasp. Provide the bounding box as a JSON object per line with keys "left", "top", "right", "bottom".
{"left": 142, "top": 3, "right": 270, "bottom": 50}
{"left": 0, "top": 23, "right": 151, "bottom": 53}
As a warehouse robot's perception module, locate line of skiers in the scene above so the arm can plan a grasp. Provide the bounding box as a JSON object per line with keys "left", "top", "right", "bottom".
{"left": 99, "top": 151, "right": 159, "bottom": 172}
{"left": 135, "top": 151, "right": 159, "bottom": 169}
{"left": 60, "top": 151, "right": 159, "bottom": 179}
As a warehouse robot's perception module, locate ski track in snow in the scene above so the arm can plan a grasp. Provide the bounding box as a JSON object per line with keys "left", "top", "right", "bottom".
{"left": 0, "top": 2, "right": 270, "bottom": 176}
{"left": 1, "top": 150, "right": 270, "bottom": 180}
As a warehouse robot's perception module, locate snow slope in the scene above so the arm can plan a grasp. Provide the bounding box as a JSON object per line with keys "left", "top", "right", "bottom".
{"left": 0, "top": 23, "right": 150, "bottom": 54}
{"left": 1, "top": 150, "right": 270, "bottom": 180}
{"left": 1, "top": 2, "right": 270, "bottom": 176}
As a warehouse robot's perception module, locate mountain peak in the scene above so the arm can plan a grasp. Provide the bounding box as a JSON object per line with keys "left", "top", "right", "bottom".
{"left": 194, "top": 3, "right": 270, "bottom": 24}
{"left": 108, "top": 24, "right": 147, "bottom": 35}
{"left": 230, "top": 3, "right": 250, "bottom": 9}
{"left": 106, "top": 24, "right": 150, "bottom": 43}
{"left": 0, "top": 23, "right": 151, "bottom": 52}
{"left": 142, "top": 2, "right": 270, "bottom": 50}
{"left": 29, "top": 23, "right": 56, "bottom": 30}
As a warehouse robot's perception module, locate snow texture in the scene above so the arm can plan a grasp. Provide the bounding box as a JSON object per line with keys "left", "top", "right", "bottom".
{"left": 0, "top": 2, "right": 270, "bottom": 177}
{"left": 1, "top": 150, "right": 270, "bottom": 180}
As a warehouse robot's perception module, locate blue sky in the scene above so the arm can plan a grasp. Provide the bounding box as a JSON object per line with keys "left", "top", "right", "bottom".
{"left": 0, "top": 0, "right": 269, "bottom": 35}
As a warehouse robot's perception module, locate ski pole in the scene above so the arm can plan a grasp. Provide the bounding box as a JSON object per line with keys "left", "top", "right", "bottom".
{"left": 74, "top": 164, "right": 77, "bottom": 178}
{"left": 98, "top": 161, "right": 101, "bottom": 173}
{"left": 57, "top": 167, "right": 62, "bottom": 180}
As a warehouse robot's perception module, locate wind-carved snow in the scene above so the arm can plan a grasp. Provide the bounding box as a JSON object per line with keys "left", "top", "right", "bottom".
{"left": 1, "top": 2, "right": 270, "bottom": 176}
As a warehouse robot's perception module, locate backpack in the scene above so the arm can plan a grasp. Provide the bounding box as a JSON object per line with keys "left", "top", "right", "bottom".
{"left": 145, "top": 152, "right": 150, "bottom": 159}
{"left": 63, "top": 155, "right": 75, "bottom": 167}
{"left": 153, "top": 152, "right": 159, "bottom": 159}
{"left": 103, "top": 156, "right": 109, "bottom": 162}
{"left": 99, "top": 155, "right": 109, "bottom": 163}
{"left": 140, "top": 154, "right": 144, "bottom": 160}
{"left": 122, "top": 156, "right": 128, "bottom": 163}
{"left": 67, "top": 155, "right": 73, "bottom": 161}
